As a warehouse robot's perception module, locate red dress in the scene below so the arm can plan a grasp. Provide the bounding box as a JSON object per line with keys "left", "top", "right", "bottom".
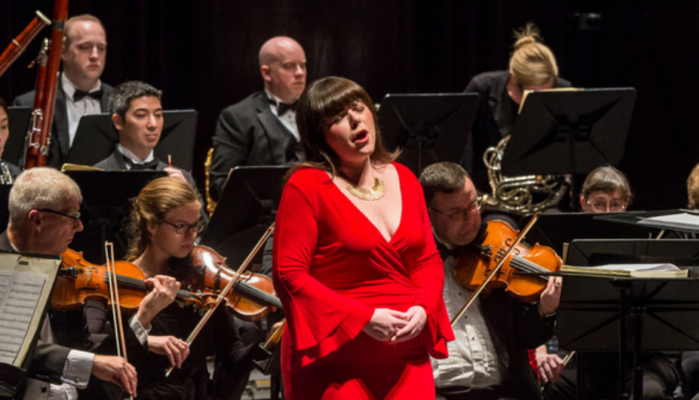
{"left": 272, "top": 163, "right": 454, "bottom": 400}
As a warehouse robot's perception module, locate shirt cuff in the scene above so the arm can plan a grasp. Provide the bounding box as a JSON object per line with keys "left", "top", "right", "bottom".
{"left": 129, "top": 315, "right": 150, "bottom": 345}
{"left": 61, "top": 350, "right": 94, "bottom": 389}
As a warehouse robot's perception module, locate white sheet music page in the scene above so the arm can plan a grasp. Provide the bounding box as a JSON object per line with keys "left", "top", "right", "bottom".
{"left": 0, "top": 254, "right": 60, "bottom": 367}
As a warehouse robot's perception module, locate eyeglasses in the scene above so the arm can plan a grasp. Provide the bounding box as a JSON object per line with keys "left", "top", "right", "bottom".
{"left": 430, "top": 197, "right": 483, "bottom": 222}
{"left": 586, "top": 201, "right": 627, "bottom": 213}
{"left": 161, "top": 220, "right": 205, "bottom": 235}
{"left": 36, "top": 208, "right": 82, "bottom": 227}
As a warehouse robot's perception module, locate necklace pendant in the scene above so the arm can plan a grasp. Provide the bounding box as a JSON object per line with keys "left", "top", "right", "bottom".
{"left": 346, "top": 178, "right": 385, "bottom": 201}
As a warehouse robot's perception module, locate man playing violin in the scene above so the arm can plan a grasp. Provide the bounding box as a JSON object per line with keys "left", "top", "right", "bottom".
{"left": 1, "top": 167, "right": 181, "bottom": 400}
{"left": 419, "top": 161, "right": 561, "bottom": 400}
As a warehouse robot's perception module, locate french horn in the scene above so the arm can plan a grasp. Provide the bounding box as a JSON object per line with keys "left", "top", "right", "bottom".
{"left": 483, "top": 136, "right": 569, "bottom": 215}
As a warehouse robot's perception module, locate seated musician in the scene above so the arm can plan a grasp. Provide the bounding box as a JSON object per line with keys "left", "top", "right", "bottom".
{"left": 93, "top": 80, "right": 196, "bottom": 186}
{"left": 0, "top": 96, "right": 20, "bottom": 181}
{"left": 464, "top": 23, "right": 571, "bottom": 189}
{"left": 1, "top": 167, "right": 143, "bottom": 399}
{"left": 14, "top": 14, "right": 113, "bottom": 169}
{"left": 122, "top": 176, "right": 262, "bottom": 400}
{"left": 543, "top": 165, "right": 679, "bottom": 400}
{"left": 579, "top": 165, "right": 632, "bottom": 212}
{"left": 419, "top": 161, "right": 561, "bottom": 400}
{"left": 680, "top": 163, "right": 699, "bottom": 400}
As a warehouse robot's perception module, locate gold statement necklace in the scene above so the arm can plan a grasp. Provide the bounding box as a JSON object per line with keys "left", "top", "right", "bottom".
{"left": 346, "top": 177, "right": 385, "bottom": 201}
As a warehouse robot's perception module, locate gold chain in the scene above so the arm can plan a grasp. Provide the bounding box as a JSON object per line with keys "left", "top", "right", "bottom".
{"left": 346, "top": 178, "right": 385, "bottom": 201}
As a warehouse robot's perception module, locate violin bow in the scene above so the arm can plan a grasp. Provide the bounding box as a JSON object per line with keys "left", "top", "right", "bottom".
{"left": 165, "top": 224, "right": 275, "bottom": 377}
{"left": 105, "top": 242, "right": 134, "bottom": 400}
{"left": 450, "top": 212, "right": 541, "bottom": 326}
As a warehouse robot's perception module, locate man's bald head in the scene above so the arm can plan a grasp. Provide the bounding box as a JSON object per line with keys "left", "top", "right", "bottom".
{"left": 259, "top": 36, "right": 307, "bottom": 104}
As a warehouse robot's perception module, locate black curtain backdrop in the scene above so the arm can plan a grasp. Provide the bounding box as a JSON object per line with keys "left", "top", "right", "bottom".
{"left": 1, "top": 0, "right": 698, "bottom": 211}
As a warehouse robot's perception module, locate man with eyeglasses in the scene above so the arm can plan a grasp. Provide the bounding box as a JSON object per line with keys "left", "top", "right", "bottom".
{"left": 1, "top": 167, "right": 182, "bottom": 400}
{"left": 419, "top": 161, "right": 561, "bottom": 400}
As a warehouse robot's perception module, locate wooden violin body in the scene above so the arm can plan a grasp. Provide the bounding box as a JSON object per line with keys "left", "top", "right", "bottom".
{"left": 53, "top": 248, "right": 204, "bottom": 312}
{"left": 182, "top": 245, "right": 281, "bottom": 321}
{"left": 454, "top": 220, "right": 562, "bottom": 302}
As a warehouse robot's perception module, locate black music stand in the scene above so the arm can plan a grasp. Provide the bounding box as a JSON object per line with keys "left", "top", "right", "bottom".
{"left": 64, "top": 110, "right": 198, "bottom": 170}
{"left": 519, "top": 211, "right": 653, "bottom": 255}
{"left": 0, "top": 185, "right": 11, "bottom": 233}
{"left": 4, "top": 106, "right": 32, "bottom": 166}
{"left": 65, "top": 170, "right": 167, "bottom": 263}
{"left": 557, "top": 274, "right": 699, "bottom": 400}
{"left": 199, "top": 166, "right": 289, "bottom": 268}
{"left": 502, "top": 88, "right": 636, "bottom": 208}
{"left": 378, "top": 93, "right": 479, "bottom": 176}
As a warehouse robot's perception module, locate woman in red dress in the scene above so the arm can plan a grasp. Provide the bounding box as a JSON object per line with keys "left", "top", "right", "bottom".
{"left": 272, "top": 76, "right": 454, "bottom": 399}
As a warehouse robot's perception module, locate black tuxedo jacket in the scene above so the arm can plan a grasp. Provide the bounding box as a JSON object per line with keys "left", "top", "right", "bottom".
{"left": 13, "top": 79, "right": 114, "bottom": 169}
{"left": 209, "top": 91, "right": 301, "bottom": 202}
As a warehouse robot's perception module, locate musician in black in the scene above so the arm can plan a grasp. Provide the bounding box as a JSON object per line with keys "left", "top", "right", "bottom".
{"left": 209, "top": 36, "right": 307, "bottom": 202}
{"left": 464, "top": 23, "right": 571, "bottom": 191}
{"left": 0, "top": 96, "right": 20, "bottom": 181}
{"left": 420, "top": 162, "right": 561, "bottom": 400}
{"left": 14, "top": 14, "right": 113, "bottom": 169}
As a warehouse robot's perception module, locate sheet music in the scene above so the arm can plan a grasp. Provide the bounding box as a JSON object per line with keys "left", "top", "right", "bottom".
{"left": 0, "top": 269, "right": 48, "bottom": 365}
{"left": 638, "top": 213, "right": 699, "bottom": 230}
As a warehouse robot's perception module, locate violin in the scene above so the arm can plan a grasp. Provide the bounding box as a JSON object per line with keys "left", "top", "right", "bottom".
{"left": 52, "top": 248, "right": 204, "bottom": 311}
{"left": 454, "top": 220, "right": 562, "bottom": 302}
{"left": 179, "top": 245, "right": 281, "bottom": 322}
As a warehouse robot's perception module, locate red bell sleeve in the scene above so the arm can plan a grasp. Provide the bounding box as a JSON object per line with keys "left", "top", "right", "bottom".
{"left": 272, "top": 170, "right": 374, "bottom": 366}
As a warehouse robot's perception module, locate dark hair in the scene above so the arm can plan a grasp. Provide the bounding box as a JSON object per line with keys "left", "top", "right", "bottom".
{"left": 125, "top": 176, "right": 200, "bottom": 261}
{"left": 0, "top": 96, "right": 7, "bottom": 115}
{"left": 288, "top": 76, "right": 398, "bottom": 179}
{"left": 109, "top": 81, "right": 162, "bottom": 120}
{"left": 581, "top": 166, "right": 632, "bottom": 201}
{"left": 418, "top": 162, "right": 470, "bottom": 206}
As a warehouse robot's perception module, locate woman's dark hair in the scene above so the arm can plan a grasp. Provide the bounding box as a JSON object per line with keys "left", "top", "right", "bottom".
{"left": 288, "top": 76, "right": 399, "bottom": 179}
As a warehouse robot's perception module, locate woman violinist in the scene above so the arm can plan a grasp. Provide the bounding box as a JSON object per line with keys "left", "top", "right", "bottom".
{"left": 419, "top": 162, "right": 561, "bottom": 400}
{"left": 122, "top": 176, "right": 261, "bottom": 400}
{"left": 272, "top": 76, "right": 454, "bottom": 400}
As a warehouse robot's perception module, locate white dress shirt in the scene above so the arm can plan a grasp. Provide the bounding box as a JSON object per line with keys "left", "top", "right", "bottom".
{"left": 265, "top": 90, "right": 299, "bottom": 141}
{"left": 431, "top": 235, "right": 503, "bottom": 389}
{"left": 61, "top": 73, "right": 103, "bottom": 147}
{"left": 117, "top": 144, "right": 156, "bottom": 169}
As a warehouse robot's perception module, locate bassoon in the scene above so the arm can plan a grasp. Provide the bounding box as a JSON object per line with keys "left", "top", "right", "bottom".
{"left": 24, "top": 0, "right": 70, "bottom": 170}
{"left": 0, "top": 11, "right": 51, "bottom": 79}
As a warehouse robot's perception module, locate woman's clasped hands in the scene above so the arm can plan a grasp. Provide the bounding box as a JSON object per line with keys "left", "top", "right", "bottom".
{"left": 362, "top": 306, "right": 427, "bottom": 343}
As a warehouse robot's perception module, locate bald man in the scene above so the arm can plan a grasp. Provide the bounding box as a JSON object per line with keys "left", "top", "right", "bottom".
{"left": 209, "top": 36, "right": 307, "bottom": 201}
{"left": 14, "top": 14, "right": 112, "bottom": 169}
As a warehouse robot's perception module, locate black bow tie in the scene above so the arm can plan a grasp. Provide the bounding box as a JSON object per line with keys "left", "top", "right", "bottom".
{"left": 436, "top": 241, "right": 466, "bottom": 261}
{"left": 73, "top": 89, "right": 103, "bottom": 102}
{"left": 122, "top": 155, "right": 160, "bottom": 171}
{"left": 270, "top": 98, "right": 297, "bottom": 115}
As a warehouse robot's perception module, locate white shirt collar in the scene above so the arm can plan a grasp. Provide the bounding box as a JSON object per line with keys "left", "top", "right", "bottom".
{"left": 61, "top": 73, "right": 102, "bottom": 102}
{"left": 117, "top": 144, "right": 155, "bottom": 165}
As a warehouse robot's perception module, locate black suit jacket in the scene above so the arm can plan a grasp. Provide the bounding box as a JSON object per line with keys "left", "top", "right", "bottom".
{"left": 464, "top": 70, "right": 571, "bottom": 190}
{"left": 13, "top": 79, "right": 114, "bottom": 169}
{"left": 480, "top": 290, "right": 554, "bottom": 400}
{"left": 209, "top": 91, "right": 301, "bottom": 202}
